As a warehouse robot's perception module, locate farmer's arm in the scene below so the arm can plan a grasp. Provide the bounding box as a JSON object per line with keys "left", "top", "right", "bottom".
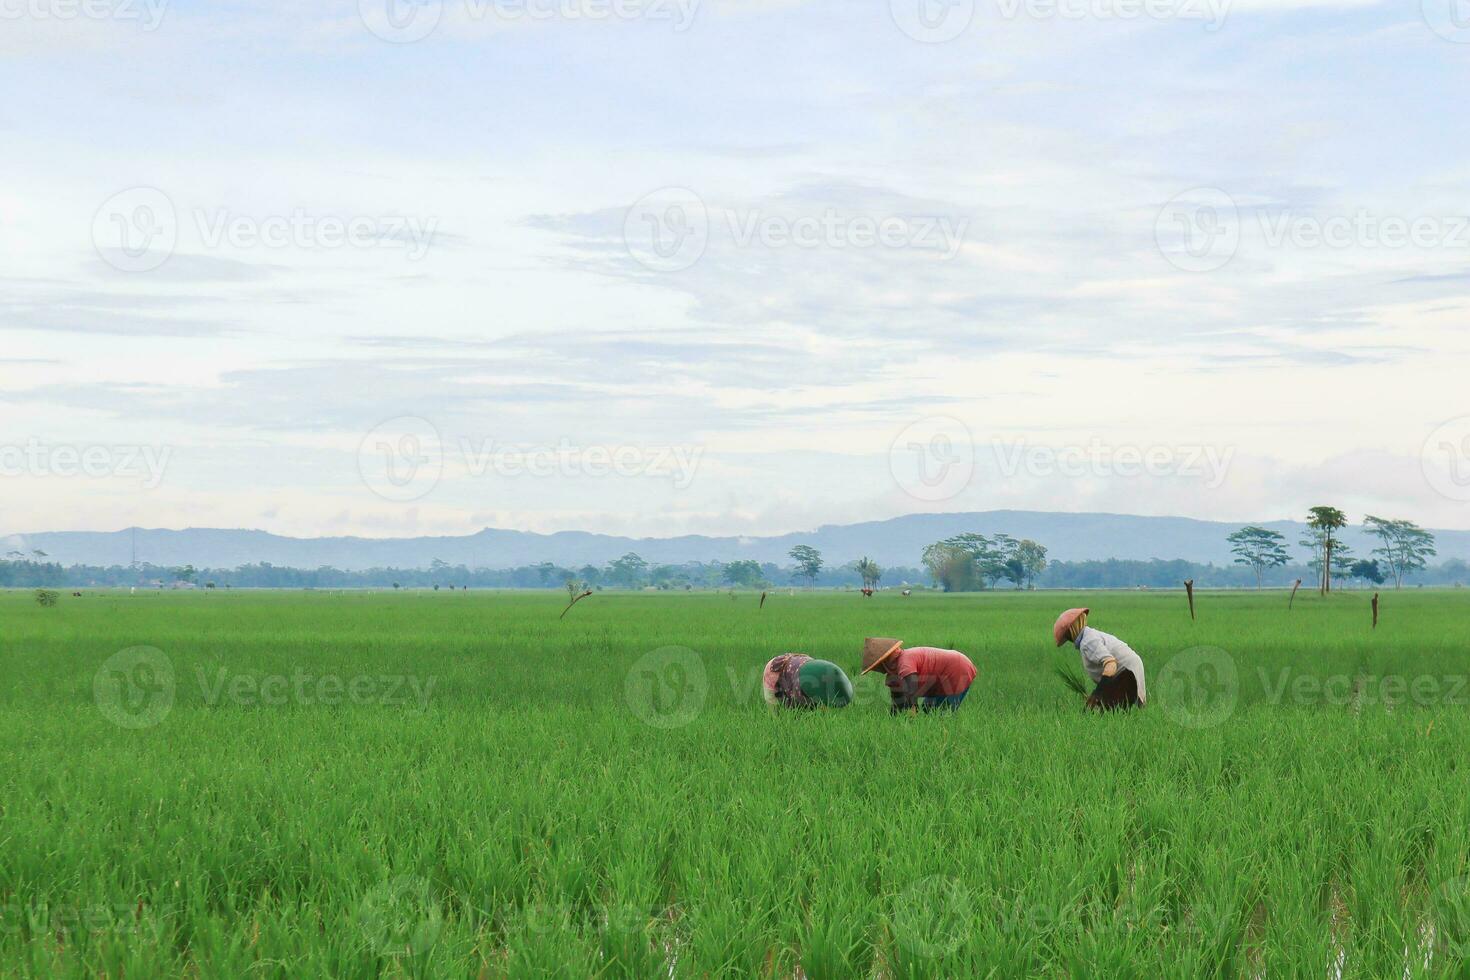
{"left": 889, "top": 673, "right": 920, "bottom": 715}
{"left": 1078, "top": 632, "right": 1118, "bottom": 677}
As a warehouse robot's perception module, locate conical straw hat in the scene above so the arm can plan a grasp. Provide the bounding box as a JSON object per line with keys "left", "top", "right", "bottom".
{"left": 1053, "top": 608, "right": 1090, "bottom": 647}
{"left": 860, "top": 637, "right": 902, "bottom": 674}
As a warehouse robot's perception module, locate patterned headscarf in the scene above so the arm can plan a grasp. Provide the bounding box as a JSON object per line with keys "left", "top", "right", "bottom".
{"left": 764, "top": 653, "right": 814, "bottom": 708}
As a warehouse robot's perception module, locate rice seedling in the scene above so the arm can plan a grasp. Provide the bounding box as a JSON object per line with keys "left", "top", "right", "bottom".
{"left": 2, "top": 587, "right": 1469, "bottom": 976}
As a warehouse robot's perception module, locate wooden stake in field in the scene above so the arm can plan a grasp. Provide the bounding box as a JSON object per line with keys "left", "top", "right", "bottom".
{"left": 759, "top": 591, "right": 767, "bottom": 610}
{"left": 1184, "top": 579, "right": 1196, "bottom": 621}
{"left": 1372, "top": 592, "right": 1379, "bottom": 629}
{"left": 560, "top": 590, "right": 593, "bottom": 620}
{"left": 1288, "top": 579, "right": 1303, "bottom": 610}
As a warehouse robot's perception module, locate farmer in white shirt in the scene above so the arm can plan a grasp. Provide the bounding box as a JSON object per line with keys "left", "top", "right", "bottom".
{"left": 1053, "top": 608, "right": 1146, "bottom": 710}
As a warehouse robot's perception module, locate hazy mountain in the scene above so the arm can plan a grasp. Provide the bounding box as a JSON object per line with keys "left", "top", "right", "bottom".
{"left": 4, "top": 512, "right": 1467, "bottom": 571}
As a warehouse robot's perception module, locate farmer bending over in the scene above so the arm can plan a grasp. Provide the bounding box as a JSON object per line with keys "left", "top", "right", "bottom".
{"left": 860, "top": 637, "right": 976, "bottom": 714}
{"left": 762, "top": 654, "right": 854, "bottom": 710}
{"left": 1054, "top": 608, "right": 1147, "bottom": 710}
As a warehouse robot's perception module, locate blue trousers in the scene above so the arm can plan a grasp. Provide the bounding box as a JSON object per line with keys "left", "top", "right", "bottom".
{"left": 921, "top": 691, "right": 969, "bottom": 712}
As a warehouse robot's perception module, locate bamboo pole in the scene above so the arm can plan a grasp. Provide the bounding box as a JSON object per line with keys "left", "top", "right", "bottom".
{"left": 560, "top": 590, "right": 593, "bottom": 620}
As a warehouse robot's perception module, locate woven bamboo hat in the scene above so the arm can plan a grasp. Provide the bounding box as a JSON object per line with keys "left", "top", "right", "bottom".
{"left": 860, "top": 637, "right": 903, "bottom": 674}
{"left": 1053, "top": 608, "right": 1090, "bottom": 647}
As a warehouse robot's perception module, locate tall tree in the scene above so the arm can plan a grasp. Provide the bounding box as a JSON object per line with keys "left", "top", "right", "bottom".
{"left": 722, "top": 560, "right": 764, "bottom": 588}
{"left": 1347, "top": 559, "right": 1385, "bottom": 586}
{"left": 921, "top": 541, "right": 979, "bottom": 592}
{"left": 988, "top": 533, "right": 1026, "bottom": 589}
{"left": 1227, "top": 526, "right": 1291, "bottom": 589}
{"left": 854, "top": 556, "right": 883, "bottom": 590}
{"left": 1306, "top": 506, "right": 1348, "bottom": 594}
{"left": 1364, "top": 516, "right": 1437, "bottom": 589}
{"left": 788, "top": 545, "right": 824, "bottom": 586}
{"left": 1014, "top": 539, "right": 1049, "bottom": 590}
{"left": 606, "top": 552, "right": 649, "bottom": 589}
{"left": 944, "top": 533, "right": 1004, "bottom": 589}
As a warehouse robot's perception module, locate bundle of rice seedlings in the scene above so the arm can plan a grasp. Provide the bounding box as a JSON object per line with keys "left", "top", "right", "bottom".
{"left": 1054, "top": 658, "right": 1090, "bottom": 697}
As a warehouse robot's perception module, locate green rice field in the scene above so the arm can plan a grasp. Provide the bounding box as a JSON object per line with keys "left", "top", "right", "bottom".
{"left": 5, "top": 587, "right": 1470, "bottom": 977}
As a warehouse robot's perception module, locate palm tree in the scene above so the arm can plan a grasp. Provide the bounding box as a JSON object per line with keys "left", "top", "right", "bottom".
{"left": 1307, "top": 506, "right": 1348, "bottom": 594}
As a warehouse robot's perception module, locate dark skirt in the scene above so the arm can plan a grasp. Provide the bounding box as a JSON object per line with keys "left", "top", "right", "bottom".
{"left": 1086, "top": 669, "right": 1141, "bottom": 712}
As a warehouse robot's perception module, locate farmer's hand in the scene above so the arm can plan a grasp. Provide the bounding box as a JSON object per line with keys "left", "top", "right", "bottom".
{"left": 1100, "top": 658, "right": 1119, "bottom": 678}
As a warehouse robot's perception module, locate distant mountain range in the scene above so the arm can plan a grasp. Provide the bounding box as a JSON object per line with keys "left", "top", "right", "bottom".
{"left": 4, "top": 512, "right": 1468, "bottom": 571}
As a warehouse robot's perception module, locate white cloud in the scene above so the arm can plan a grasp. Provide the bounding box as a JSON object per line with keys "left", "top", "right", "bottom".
{"left": 1, "top": 0, "right": 1465, "bottom": 540}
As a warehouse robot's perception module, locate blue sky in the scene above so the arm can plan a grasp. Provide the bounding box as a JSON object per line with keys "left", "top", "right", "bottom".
{"left": 3, "top": 0, "right": 1470, "bottom": 539}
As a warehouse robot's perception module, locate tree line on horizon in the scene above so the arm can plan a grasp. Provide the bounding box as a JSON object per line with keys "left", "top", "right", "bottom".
{"left": 0, "top": 510, "right": 1454, "bottom": 591}
{"left": 1227, "top": 509, "right": 1437, "bottom": 593}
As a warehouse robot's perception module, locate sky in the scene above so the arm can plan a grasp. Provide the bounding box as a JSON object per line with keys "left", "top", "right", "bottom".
{"left": 3, "top": 0, "right": 1470, "bottom": 540}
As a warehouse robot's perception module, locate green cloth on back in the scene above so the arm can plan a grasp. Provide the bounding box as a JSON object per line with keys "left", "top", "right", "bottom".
{"left": 796, "top": 659, "right": 854, "bottom": 707}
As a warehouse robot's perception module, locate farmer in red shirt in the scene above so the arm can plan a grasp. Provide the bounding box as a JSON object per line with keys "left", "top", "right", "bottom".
{"left": 860, "top": 637, "right": 976, "bottom": 714}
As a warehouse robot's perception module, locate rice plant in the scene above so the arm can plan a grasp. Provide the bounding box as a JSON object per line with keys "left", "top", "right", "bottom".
{"left": 2, "top": 587, "right": 1468, "bottom": 976}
